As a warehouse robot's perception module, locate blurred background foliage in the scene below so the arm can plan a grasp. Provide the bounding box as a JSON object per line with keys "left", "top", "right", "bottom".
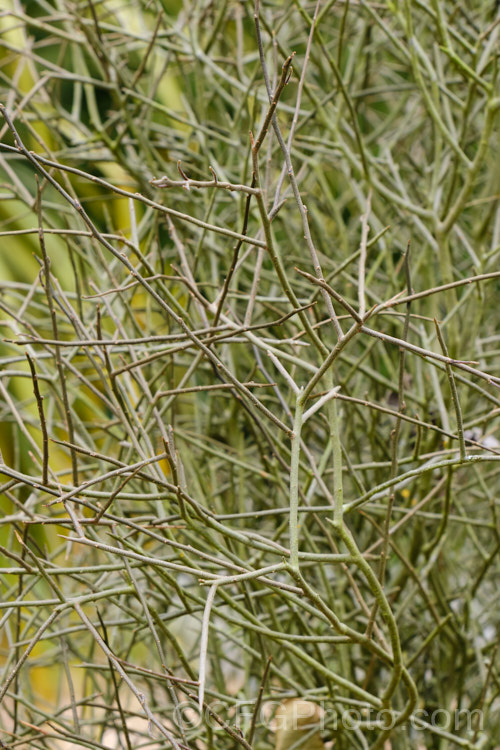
{"left": 1, "top": 0, "right": 500, "bottom": 748}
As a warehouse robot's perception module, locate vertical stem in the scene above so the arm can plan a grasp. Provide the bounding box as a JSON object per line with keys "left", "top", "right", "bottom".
{"left": 36, "top": 178, "right": 78, "bottom": 485}
{"left": 331, "top": 393, "right": 344, "bottom": 528}
{"left": 25, "top": 353, "right": 49, "bottom": 485}
{"left": 290, "top": 390, "right": 305, "bottom": 569}
{"left": 434, "top": 319, "right": 466, "bottom": 462}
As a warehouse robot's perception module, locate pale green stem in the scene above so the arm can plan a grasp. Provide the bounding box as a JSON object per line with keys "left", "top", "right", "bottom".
{"left": 290, "top": 390, "right": 305, "bottom": 569}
